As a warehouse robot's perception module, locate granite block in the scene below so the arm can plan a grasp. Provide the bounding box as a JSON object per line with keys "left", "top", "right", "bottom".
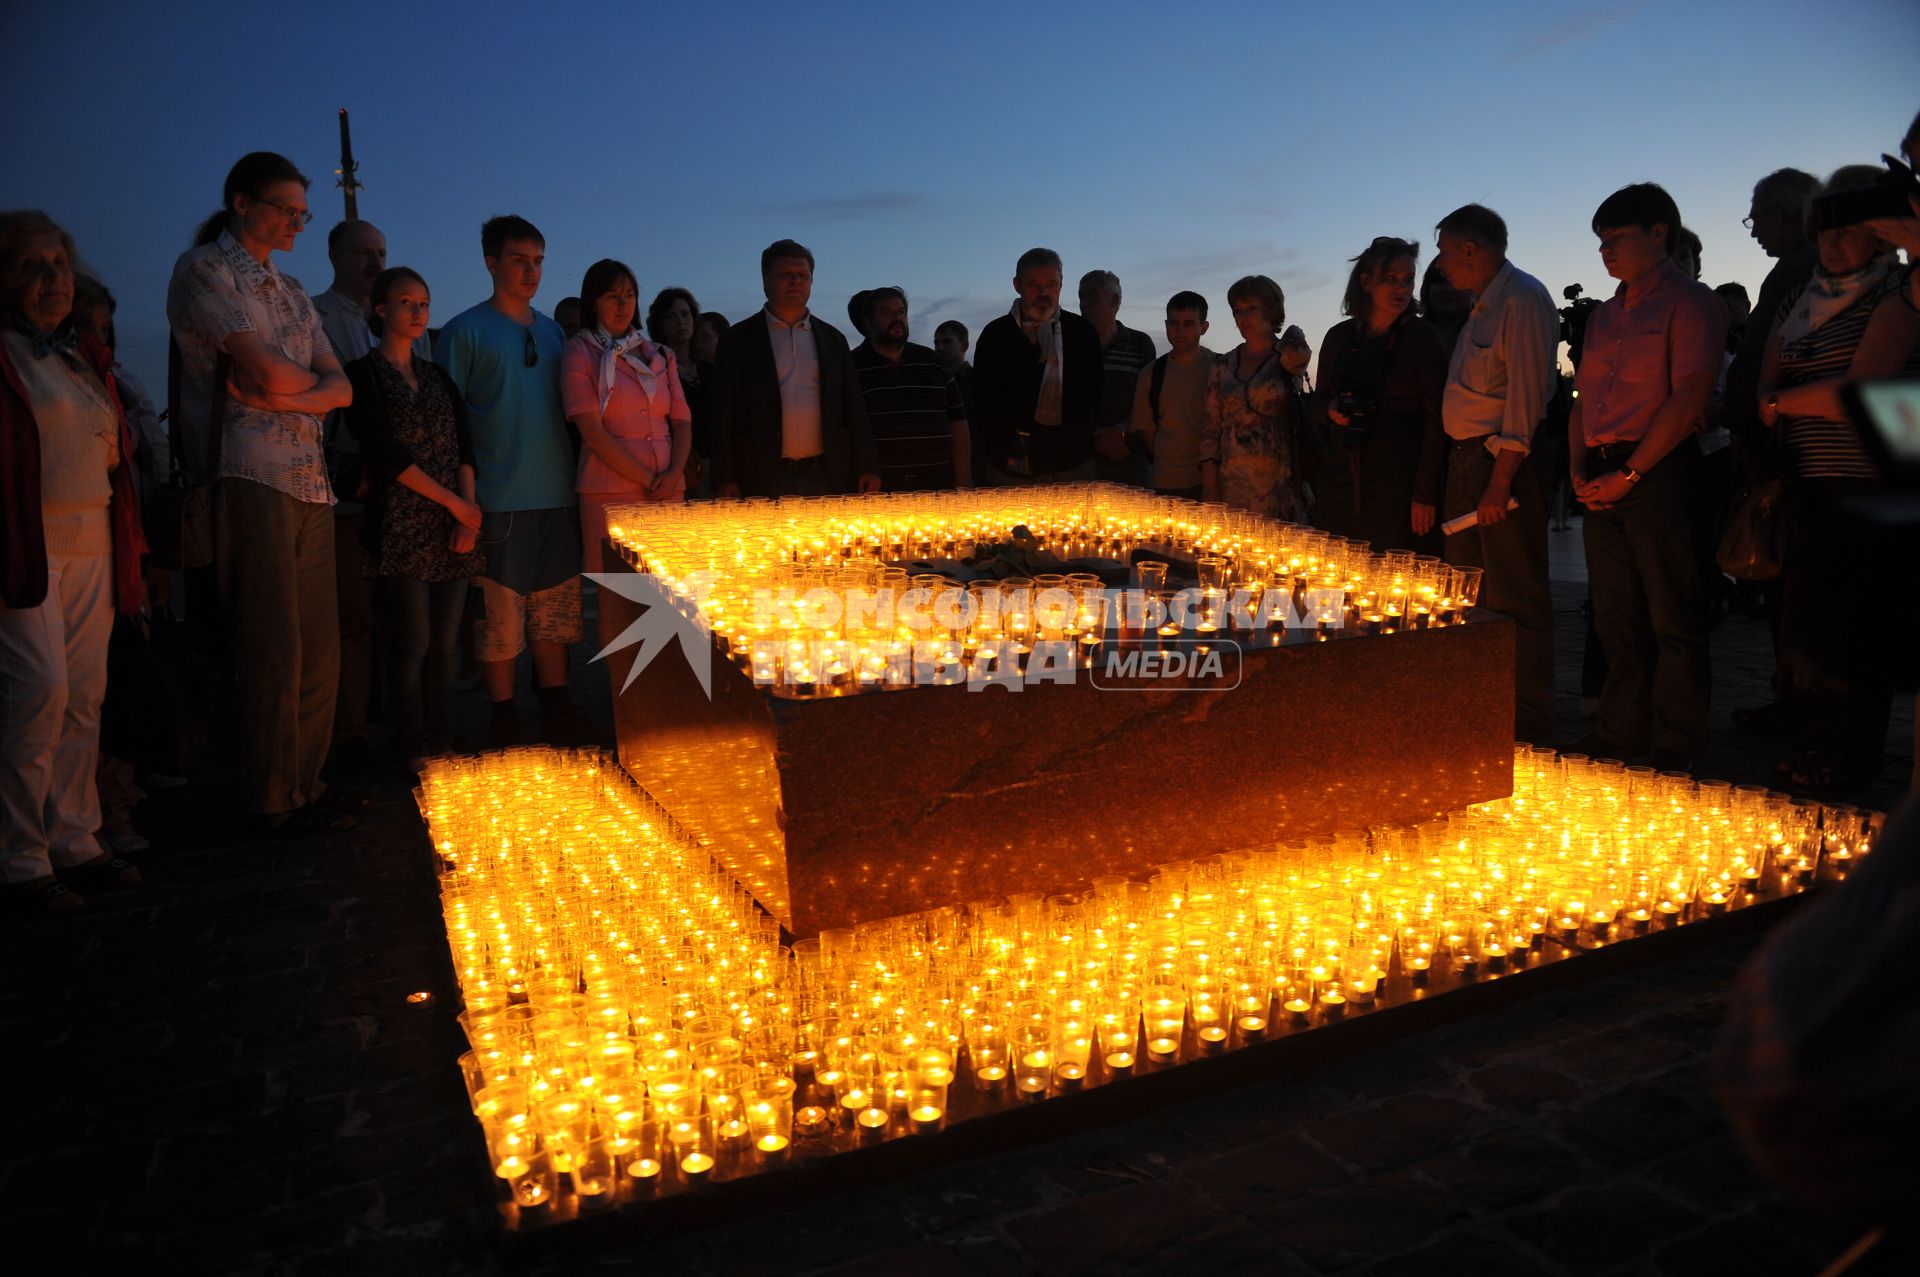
{"left": 599, "top": 557, "right": 1515, "bottom": 935}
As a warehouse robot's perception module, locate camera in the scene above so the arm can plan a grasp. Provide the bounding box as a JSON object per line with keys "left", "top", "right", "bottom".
{"left": 1810, "top": 153, "right": 1920, "bottom": 232}
{"left": 1559, "top": 284, "right": 1603, "bottom": 370}
{"left": 1331, "top": 392, "right": 1375, "bottom": 450}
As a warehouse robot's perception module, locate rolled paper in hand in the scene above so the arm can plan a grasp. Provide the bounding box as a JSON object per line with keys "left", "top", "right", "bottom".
{"left": 1441, "top": 499, "right": 1520, "bottom": 536}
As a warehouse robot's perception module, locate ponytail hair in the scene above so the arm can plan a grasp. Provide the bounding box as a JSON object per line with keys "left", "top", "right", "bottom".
{"left": 193, "top": 151, "right": 310, "bottom": 246}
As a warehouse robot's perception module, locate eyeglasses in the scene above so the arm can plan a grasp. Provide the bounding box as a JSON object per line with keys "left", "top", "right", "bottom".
{"left": 255, "top": 196, "right": 314, "bottom": 227}
{"left": 524, "top": 328, "right": 539, "bottom": 368}
{"left": 1741, "top": 215, "right": 1756, "bottom": 229}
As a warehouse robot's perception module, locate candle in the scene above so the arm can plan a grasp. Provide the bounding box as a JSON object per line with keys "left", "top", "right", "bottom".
{"left": 757, "top": 1134, "right": 790, "bottom": 1154}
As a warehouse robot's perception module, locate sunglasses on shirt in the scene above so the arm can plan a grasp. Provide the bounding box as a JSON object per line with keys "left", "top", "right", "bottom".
{"left": 524, "top": 328, "right": 539, "bottom": 368}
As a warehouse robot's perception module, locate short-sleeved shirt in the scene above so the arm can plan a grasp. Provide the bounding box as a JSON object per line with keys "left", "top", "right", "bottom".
{"left": 561, "top": 333, "right": 689, "bottom": 496}
{"left": 165, "top": 230, "right": 335, "bottom": 504}
{"left": 1574, "top": 258, "right": 1728, "bottom": 446}
{"left": 850, "top": 340, "right": 965, "bottom": 487}
{"left": 432, "top": 302, "right": 573, "bottom": 511}
{"left": 1442, "top": 260, "right": 1559, "bottom": 456}
{"left": 1096, "top": 323, "right": 1157, "bottom": 430}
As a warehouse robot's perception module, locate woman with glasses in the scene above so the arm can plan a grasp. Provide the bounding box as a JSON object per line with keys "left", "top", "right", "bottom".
{"left": 166, "top": 151, "right": 354, "bottom": 839}
{"left": 342, "top": 268, "right": 485, "bottom": 771}
{"left": 1306, "top": 237, "right": 1448, "bottom": 555}
{"left": 1202, "top": 274, "right": 1312, "bottom": 521}
{"left": 563, "top": 260, "right": 690, "bottom": 644}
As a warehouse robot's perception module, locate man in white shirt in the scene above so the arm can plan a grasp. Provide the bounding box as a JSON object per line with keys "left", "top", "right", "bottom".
{"left": 1433, "top": 203, "right": 1559, "bottom": 742}
{"left": 710, "top": 239, "right": 880, "bottom": 498}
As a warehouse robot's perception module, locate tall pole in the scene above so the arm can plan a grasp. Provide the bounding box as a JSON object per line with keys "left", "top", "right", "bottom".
{"left": 336, "top": 108, "right": 362, "bottom": 220}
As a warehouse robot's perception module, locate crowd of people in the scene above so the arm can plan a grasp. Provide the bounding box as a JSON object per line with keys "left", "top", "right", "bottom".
{"left": 4, "top": 111, "right": 1918, "bottom": 918}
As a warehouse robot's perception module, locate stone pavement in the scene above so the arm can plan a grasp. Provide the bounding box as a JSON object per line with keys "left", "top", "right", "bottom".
{"left": 3, "top": 522, "right": 1911, "bottom": 1276}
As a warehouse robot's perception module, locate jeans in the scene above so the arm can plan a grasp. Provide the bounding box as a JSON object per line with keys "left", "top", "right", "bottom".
{"left": 376, "top": 576, "right": 469, "bottom": 759}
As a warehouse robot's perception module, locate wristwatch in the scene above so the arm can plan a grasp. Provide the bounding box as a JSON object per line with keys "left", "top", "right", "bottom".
{"left": 1621, "top": 466, "right": 1643, "bottom": 485}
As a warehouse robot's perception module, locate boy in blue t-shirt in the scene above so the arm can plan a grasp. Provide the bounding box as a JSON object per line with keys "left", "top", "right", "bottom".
{"left": 433, "top": 214, "right": 591, "bottom": 746}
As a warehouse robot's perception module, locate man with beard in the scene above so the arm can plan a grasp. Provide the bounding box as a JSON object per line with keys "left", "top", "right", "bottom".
{"left": 972, "top": 247, "right": 1102, "bottom": 485}
{"left": 850, "top": 287, "right": 971, "bottom": 490}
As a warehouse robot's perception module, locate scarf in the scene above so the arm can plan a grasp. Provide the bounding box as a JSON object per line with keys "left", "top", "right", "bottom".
{"left": 1013, "top": 299, "right": 1064, "bottom": 427}
{"left": 6, "top": 310, "right": 78, "bottom": 360}
{"left": 1776, "top": 253, "right": 1895, "bottom": 347}
{"left": 585, "top": 325, "right": 664, "bottom": 412}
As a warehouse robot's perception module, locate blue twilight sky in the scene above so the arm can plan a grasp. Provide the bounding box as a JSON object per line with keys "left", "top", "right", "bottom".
{"left": 3, "top": 0, "right": 1916, "bottom": 398}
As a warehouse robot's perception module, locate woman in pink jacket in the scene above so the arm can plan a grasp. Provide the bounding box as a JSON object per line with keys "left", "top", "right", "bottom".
{"left": 562, "top": 259, "right": 690, "bottom": 641}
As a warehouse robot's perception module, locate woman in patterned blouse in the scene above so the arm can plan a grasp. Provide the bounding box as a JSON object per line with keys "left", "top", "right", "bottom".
{"left": 1203, "top": 274, "right": 1313, "bottom": 522}
{"left": 342, "top": 268, "right": 484, "bottom": 771}
{"left": 166, "top": 152, "right": 353, "bottom": 839}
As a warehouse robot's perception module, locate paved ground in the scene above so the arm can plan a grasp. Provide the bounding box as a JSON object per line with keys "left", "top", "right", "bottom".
{"left": 3, "top": 519, "right": 1912, "bottom": 1276}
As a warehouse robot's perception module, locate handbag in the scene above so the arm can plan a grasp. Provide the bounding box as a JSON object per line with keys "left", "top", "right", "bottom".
{"left": 145, "top": 338, "right": 228, "bottom": 571}
{"left": 1715, "top": 476, "right": 1786, "bottom": 581}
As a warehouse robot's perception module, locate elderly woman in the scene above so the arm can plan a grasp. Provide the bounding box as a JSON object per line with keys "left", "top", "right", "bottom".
{"left": 167, "top": 152, "right": 353, "bottom": 838}
{"left": 1308, "top": 237, "right": 1448, "bottom": 554}
{"left": 1202, "top": 274, "right": 1312, "bottom": 521}
{"left": 563, "top": 260, "right": 690, "bottom": 641}
{"left": 1, "top": 212, "right": 148, "bottom": 915}
{"left": 1758, "top": 163, "right": 1920, "bottom": 791}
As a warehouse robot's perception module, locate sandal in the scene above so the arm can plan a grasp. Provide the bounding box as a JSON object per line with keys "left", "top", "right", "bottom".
{"left": 67, "top": 854, "right": 143, "bottom": 890}
{"left": 3, "top": 879, "right": 85, "bottom": 917}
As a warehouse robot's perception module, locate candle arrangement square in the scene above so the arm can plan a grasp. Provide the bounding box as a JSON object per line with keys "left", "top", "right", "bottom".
{"left": 604, "top": 484, "right": 1482, "bottom": 699}
{"left": 420, "top": 746, "right": 1880, "bottom": 1228}
{"left": 594, "top": 486, "right": 1518, "bottom": 934}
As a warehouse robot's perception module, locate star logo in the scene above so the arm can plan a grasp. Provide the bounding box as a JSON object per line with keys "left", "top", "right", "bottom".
{"left": 584, "top": 571, "right": 715, "bottom": 699}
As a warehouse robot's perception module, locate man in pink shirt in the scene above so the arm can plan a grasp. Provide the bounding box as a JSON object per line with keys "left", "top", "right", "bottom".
{"left": 1570, "top": 183, "right": 1728, "bottom": 770}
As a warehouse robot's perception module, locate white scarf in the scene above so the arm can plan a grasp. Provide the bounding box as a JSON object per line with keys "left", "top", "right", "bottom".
{"left": 1776, "top": 253, "right": 1895, "bottom": 347}
{"left": 1012, "top": 299, "right": 1064, "bottom": 427}
{"left": 585, "top": 325, "right": 665, "bottom": 412}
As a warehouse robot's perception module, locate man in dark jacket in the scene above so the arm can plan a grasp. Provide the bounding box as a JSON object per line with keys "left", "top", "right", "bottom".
{"left": 971, "top": 247, "right": 1102, "bottom": 485}
{"left": 710, "top": 239, "right": 880, "bottom": 498}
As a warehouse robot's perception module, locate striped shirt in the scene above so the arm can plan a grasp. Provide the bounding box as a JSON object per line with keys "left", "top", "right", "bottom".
{"left": 1097, "top": 323, "right": 1158, "bottom": 429}
{"left": 850, "top": 340, "right": 966, "bottom": 489}
{"left": 1775, "top": 270, "right": 1918, "bottom": 480}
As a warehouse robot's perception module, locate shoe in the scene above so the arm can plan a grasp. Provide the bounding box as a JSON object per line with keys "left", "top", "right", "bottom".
{"left": 138, "top": 772, "right": 189, "bottom": 790}
{"left": 105, "top": 832, "right": 150, "bottom": 855}
{"left": 3, "top": 879, "right": 86, "bottom": 917}
{"left": 1648, "top": 749, "right": 1694, "bottom": 774}
{"left": 67, "top": 854, "right": 143, "bottom": 890}
{"left": 539, "top": 701, "right": 602, "bottom": 747}
{"left": 487, "top": 709, "right": 523, "bottom": 750}
{"left": 1731, "top": 702, "right": 1789, "bottom": 737}
{"left": 266, "top": 802, "right": 356, "bottom": 841}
